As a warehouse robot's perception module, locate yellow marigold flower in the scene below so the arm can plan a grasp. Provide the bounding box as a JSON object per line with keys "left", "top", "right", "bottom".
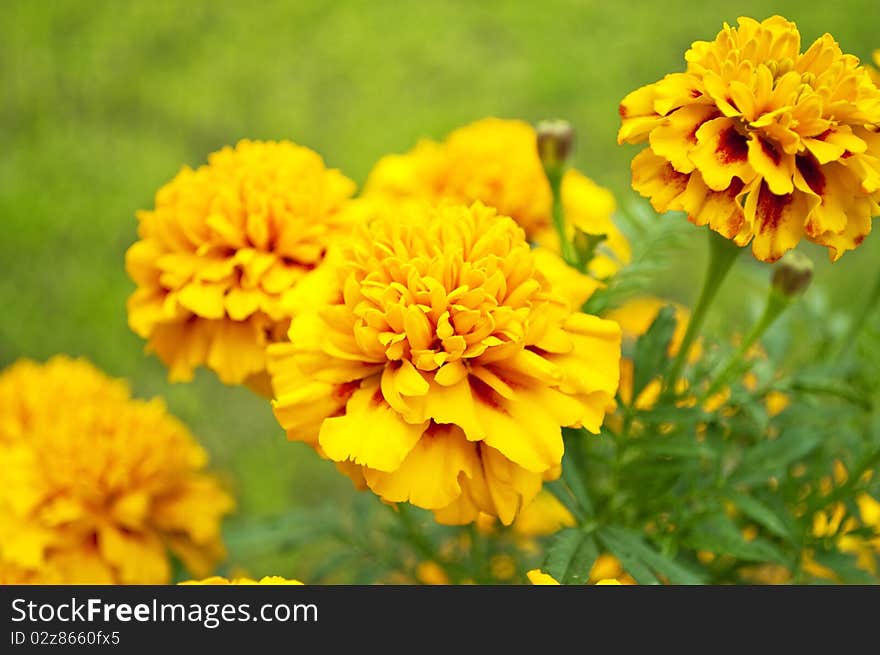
{"left": 364, "top": 117, "right": 631, "bottom": 278}
{"left": 526, "top": 569, "right": 624, "bottom": 585}
{"left": 0, "top": 356, "right": 234, "bottom": 584}
{"left": 268, "top": 202, "right": 621, "bottom": 525}
{"left": 181, "top": 576, "right": 303, "bottom": 585}
{"left": 526, "top": 569, "right": 560, "bottom": 585}
{"left": 513, "top": 490, "right": 576, "bottom": 537}
{"left": 619, "top": 15, "right": 880, "bottom": 262}
{"left": 126, "top": 139, "right": 356, "bottom": 388}
{"left": 589, "top": 553, "right": 637, "bottom": 585}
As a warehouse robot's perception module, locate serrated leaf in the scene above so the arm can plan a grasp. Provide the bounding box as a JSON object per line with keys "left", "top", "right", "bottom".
{"left": 541, "top": 528, "right": 599, "bottom": 585}
{"left": 598, "top": 525, "right": 704, "bottom": 585}
{"left": 631, "top": 434, "right": 718, "bottom": 459}
{"left": 561, "top": 428, "right": 594, "bottom": 515}
{"left": 544, "top": 480, "right": 586, "bottom": 524}
{"left": 682, "top": 516, "right": 787, "bottom": 564}
{"left": 632, "top": 305, "right": 678, "bottom": 400}
{"left": 727, "top": 492, "right": 793, "bottom": 541}
{"left": 732, "top": 429, "right": 822, "bottom": 485}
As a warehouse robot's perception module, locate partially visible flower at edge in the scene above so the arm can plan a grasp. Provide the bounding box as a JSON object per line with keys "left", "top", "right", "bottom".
{"left": 181, "top": 576, "right": 303, "bottom": 585}
{"left": 527, "top": 569, "right": 623, "bottom": 585}
{"left": 619, "top": 15, "right": 880, "bottom": 262}
{"left": 0, "top": 356, "right": 234, "bottom": 584}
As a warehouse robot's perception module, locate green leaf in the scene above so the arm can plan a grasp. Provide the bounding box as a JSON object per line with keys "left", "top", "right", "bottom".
{"left": 732, "top": 429, "right": 822, "bottom": 486}
{"left": 629, "top": 434, "right": 718, "bottom": 460}
{"left": 541, "top": 528, "right": 599, "bottom": 585}
{"left": 560, "top": 428, "right": 594, "bottom": 515}
{"left": 681, "top": 516, "right": 787, "bottom": 564}
{"left": 598, "top": 525, "right": 704, "bottom": 585}
{"left": 632, "top": 305, "right": 678, "bottom": 400}
{"left": 572, "top": 230, "right": 607, "bottom": 270}
{"left": 727, "top": 492, "right": 793, "bottom": 541}
{"left": 544, "top": 480, "right": 587, "bottom": 524}
{"left": 809, "top": 549, "right": 878, "bottom": 585}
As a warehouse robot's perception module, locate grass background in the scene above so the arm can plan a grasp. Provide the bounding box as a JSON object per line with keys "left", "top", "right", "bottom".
{"left": 1, "top": 0, "right": 878, "bottom": 579}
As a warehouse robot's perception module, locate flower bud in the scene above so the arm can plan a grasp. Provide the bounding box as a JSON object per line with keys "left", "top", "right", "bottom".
{"left": 771, "top": 251, "right": 813, "bottom": 298}
{"left": 536, "top": 119, "right": 575, "bottom": 170}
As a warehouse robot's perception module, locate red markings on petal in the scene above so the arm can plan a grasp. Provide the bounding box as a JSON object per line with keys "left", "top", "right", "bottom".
{"left": 756, "top": 183, "right": 793, "bottom": 232}
{"left": 334, "top": 380, "right": 360, "bottom": 402}
{"left": 470, "top": 376, "right": 502, "bottom": 411}
{"left": 760, "top": 138, "right": 782, "bottom": 166}
{"left": 618, "top": 104, "right": 628, "bottom": 118}
{"left": 796, "top": 155, "right": 826, "bottom": 196}
{"left": 718, "top": 127, "right": 749, "bottom": 164}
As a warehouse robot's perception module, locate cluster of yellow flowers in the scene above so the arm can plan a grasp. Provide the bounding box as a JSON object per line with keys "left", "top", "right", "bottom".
{"left": 125, "top": 118, "right": 626, "bottom": 530}
{"left": 4, "top": 14, "right": 878, "bottom": 586}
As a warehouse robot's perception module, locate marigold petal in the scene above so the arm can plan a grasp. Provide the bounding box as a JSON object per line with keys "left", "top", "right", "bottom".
{"left": 363, "top": 425, "right": 479, "bottom": 509}
{"left": 318, "top": 380, "right": 428, "bottom": 472}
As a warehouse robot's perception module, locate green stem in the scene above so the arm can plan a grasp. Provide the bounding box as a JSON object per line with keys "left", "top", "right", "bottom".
{"left": 547, "top": 167, "right": 579, "bottom": 268}
{"left": 832, "top": 267, "right": 880, "bottom": 360}
{"left": 663, "top": 230, "right": 741, "bottom": 394}
{"left": 700, "top": 289, "right": 789, "bottom": 402}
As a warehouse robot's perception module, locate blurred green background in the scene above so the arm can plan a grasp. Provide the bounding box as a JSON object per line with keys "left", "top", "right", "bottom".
{"left": 1, "top": 0, "right": 878, "bottom": 579}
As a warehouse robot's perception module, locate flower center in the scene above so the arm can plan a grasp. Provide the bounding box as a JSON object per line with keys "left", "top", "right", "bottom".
{"left": 336, "top": 207, "right": 553, "bottom": 372}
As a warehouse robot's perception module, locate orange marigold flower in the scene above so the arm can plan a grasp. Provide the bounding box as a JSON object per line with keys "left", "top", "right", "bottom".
{"left": 364, "top": 117, "right": 631, "bottom": 279}
{"left": 0, "top": 356, "right": 233, "bottom": 584}
{"left": 126, "top": 139, "right": 356, "bottom": 388}
{"left": 619, "top": 16, "right": 880, "bottom": 262}
{"left": 267, "top": 202, "right": 621, "bottom": 525}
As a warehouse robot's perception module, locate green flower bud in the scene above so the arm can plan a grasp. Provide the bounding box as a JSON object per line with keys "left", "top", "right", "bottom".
{"left": 536, "top": 120, "right": 575, "bottom": 171}
{"left": 771, "top": 251, "right": 813, "bottom": 298}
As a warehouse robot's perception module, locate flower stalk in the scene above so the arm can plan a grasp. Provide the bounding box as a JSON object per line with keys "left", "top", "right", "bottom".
{"left": 537, "top": 120, "right": 579, "bottom": 268}
{"left": 832, "top": 266, "right": 880, "bottom": 361}
{"left": 702, "top": 250, "right": 813, "bottom": 401}
{"left": 663, "top": 229, "right": 740, "bottom": 394}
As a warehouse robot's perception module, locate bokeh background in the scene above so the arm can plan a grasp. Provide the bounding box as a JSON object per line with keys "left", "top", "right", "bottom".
{"left": 2, "top": 0, "right": 878, "bottom": 579}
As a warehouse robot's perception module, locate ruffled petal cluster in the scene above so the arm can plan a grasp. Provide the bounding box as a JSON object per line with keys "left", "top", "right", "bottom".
{"left": 619, "top": 16, "right": 880, "bottom": 262}
{"left": 0, "top": 357, "right": 233, "bottom": 584}
{"left": 364, "top": 118, "right": 631, "bottom": 279}
{"left": 126, "top": 139, "right": 356, "bottom": 387}
{"left": 268, "top": 202, "right": 620, "bottom": 525}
